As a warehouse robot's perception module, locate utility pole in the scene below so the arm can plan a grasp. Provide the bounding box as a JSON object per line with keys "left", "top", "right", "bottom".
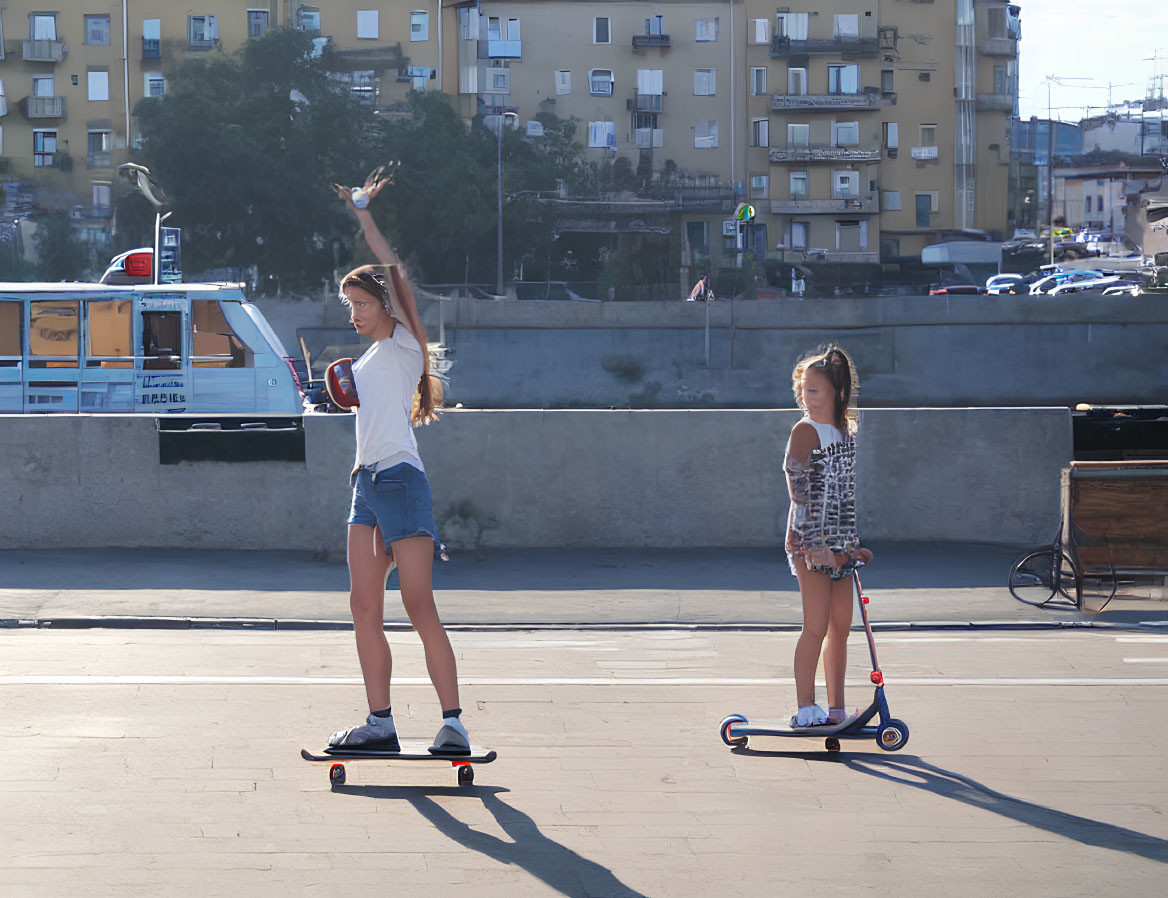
{"left": 496, "top": 113, "right": 504, "bottom": 297}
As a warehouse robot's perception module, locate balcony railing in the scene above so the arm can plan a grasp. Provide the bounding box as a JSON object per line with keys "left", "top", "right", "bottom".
{"left": 632, "top": 34, "right": 671, "bottom": 48}
{"left": 771, "top": 35, "right": 877, "bottom": 58}
{"left": 23, "top": 39, "right": 67, "bottom": 62}
{"left": 975, "top": 92, "right": 1014, "bottom": 112}
{"left": 771, "top": 92, "right": 882, "bottom": 111}
{"left": 633, "top": 92, "right": 662, "bottom": 113}
{"left": 770, "top": 194, "right": 879, "bottom": 214}
{"left": 769, "top": 145, "right": 881, "bottom": 163}
{"left": 87, "top": 151, "right": 112, "bottom": 168}
{"left": 483, "top": 39, "right": 522, "bottom": 58}
{"left": 979, "top": 37, "right": 1018, "bottom": 57}
{"left": 142, "top": 37, "right": 161, "bottom": 59}
{"left": 22, "top": 95, "right": 66, "bottom": 119}
{"left": 911, "top": 146, "right": 939, "bottom": 160}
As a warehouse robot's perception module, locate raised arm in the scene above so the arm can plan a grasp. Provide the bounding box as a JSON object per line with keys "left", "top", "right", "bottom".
{"left": 333, "top": 164, "right": 401, "bottom": 267}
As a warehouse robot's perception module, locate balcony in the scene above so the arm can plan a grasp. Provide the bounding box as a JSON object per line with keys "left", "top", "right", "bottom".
{"left": 676, "top": 185, "right": 736, "bottom": 211}
{"left": 635, "top": 128, "right": 664, "bottom": 148}
{"left": 20, "top": 95, "right": 66, "bottom": 119}
{"left": 979, "top": 37, "right": 1018, "bottom": 57}
{"left": 87, "top": 151, "right": 112, "bottom": 168}
{"left": 770, "top": 36, "right": 877, "bottom": 58}
{"left": 771, "top": 92, "right": 883, "bottom": 111}
{"left": 769, "top": 145, "right": 881, "bottom": 163}
{"left": 632, "top": 34, "right": 671, "bottom": 48}
{"left": 331, "top": 43, "right": 405, "bottom": 70}
{"left": 142, "top": 37, "right": 161, "bottom": 60}
{"left": 633, "top": 92, "right": 662, "bottom": 113}
{"left": 911, "top": 146, "right": 939, "bottom": 160}
{"left": 482, "top": 39, "right": 522, "bottom": 58}
{"left": 187, "top": 38, "right": 216, "bottom": 52}
{"left": 23, "top": 39, "right": 68, "bottom": 62}
{"left": 976, "top": 92, "right": 1014, "bottom": 112}
{"left": 771, "top": 194, "right": 878, "bottom": 215}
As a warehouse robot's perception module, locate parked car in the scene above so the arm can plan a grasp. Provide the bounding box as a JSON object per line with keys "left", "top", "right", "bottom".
{"left": 985, "top": 273, "right": 1027, "bottom": 294}
{"left": 1029, "top": 270, "right": 1105, "bottom": 294}
{"left": 1047, "top": 276, "right": 1123, "bottom": 296}
{"left": 929, "top": 285, "right": 985, "bottom": 295}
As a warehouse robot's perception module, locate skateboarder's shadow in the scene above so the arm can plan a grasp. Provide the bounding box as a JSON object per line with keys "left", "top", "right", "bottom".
{"left": 830, "top": 753, "right": 1168, "bottom": 864}
{"left": 335, "top": 784, "right": 648, "bottom": 898}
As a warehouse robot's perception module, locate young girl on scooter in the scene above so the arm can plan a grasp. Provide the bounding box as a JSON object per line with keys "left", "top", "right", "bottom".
{"left": 784, "top": 345, "right": 872, "bottom": 727}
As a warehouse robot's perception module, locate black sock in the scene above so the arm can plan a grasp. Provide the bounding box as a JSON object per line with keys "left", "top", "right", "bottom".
{"left": 371, "top": 707, "right": 392, "bottom": 718}
{"left": 441, "top": 707, "right": 462, "bottom": 719}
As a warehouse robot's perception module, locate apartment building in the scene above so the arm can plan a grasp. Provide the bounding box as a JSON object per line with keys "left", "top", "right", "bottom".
{"left": 0, "top": 2, "right": 442, "bottom": 242}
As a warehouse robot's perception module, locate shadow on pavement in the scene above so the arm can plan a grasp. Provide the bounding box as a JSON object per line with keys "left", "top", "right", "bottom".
{"left": 333, "top": 784, "right": 648, "bottom": 897}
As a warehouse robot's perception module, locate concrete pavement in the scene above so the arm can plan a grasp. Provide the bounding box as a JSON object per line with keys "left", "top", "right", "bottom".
{"left": 3, "top": 627, "right": 1168, "bottom": 896}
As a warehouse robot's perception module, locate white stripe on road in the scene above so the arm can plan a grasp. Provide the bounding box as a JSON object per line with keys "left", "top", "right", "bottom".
{"left": 4, "top": 675, "right": 1168, "bottom": 687}
{"left": 1122, "top": 658, "right": 1168, "bottom": 664}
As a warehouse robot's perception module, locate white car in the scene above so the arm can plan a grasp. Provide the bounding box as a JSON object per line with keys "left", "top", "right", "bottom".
{"left": 1047, "top": 276, "right": 1122, "bottom": 296}
{"left": 985, "top": 274, "right": 1026, "bottom": 294}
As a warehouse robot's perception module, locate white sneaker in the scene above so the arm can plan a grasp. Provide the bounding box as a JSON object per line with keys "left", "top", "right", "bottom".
{"left": 790, "top": 704, "right": 829, "bottom": 728}
{"left": 428, "top": 716, "right": 470, "bottom": 755}
{"left": 329, "top": 713, "right": 400, "bottom": 750}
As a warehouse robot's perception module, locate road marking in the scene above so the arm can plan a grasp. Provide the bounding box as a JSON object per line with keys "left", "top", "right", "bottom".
{"left": 4, "top": 675, "right": 1168, "bottom": 687}
{"left": 1116, "top": 636, "right": 1168, "bottom": 643}
{"left": 1122, "top": 658, "right": 1168, "bottom": 664}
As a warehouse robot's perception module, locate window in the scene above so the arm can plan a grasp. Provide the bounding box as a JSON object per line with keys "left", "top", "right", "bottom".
{"left": 833, "top": 170, "right": 859, "bottom": 199}
{"left": 1085, "top": 196, "right": 1092, "bottom": 214}
{"left": 832, "top": 121, "right": 859, "bottom": 147}
{"left": 92, "top": 182, "right": 111, "bottom": 212}
{"left": 85, "top": 300, "right": 130, "bottom": 361}
{"left": 589, "top": 69, "right": 614, "bottom": 96}
{"left": 695, "top": 18, "right": 718, "bottom": 42}
{"left": 555, "top": 71, "right": 571, "bottom": 95}
{"left": 588, "top": 121, "right": 615, "bottom": 148}
{"left": 836, "top": 220, "right": 865, "bottom": 251}
{"left": 695, "top": 120, "right": 718, "bottom": 149}
{"left": 85, "top": 14, "right": 111, "bottom": 45}
{"left": 750, "top": 67, "right": 767, "bottom": 96}
{"left": 29, "top": 301, "right": 78, "bottom": 363}
{"left": 881, "top": 70, "right": 894, "bottom": 94}
{"left": 787, "top": 123, "right": 810, "bottom": 147}
{"left": 33, "top": 76, "right": 54, "bottom": 97}
{"left": 915, "top": 192, "right": 939, "bottom": 226}
{"left": 882, "top": 190, "right": 901, "bottom": 211}
{"left": 507, "top": 18, "right": 520, "bottom": 41}
{"left": 751, "top": 118, "right": 769, "bottom": 148}
{"left": 633, "top": 112, "right": 658, "bottom": 131}
{"left": 751, "top": 175, "right": 770, "bottom": 199}
{"left": 33, "top": 130, "right": 56, "bottom": 166}
{"left": 1097, "top": 194, "right": 1104, "bottom": 212}
{"left": 637, "top": 69, "right": 663, "bottom": 96}
{"left": 834, "top": 15, "right": 859, "bottom": 39}
{"left": 143, "top": 18, "right": 161, "bottom": 58}
{"left": 409, "top": 66, "right": 436, "bottom": 92}
{"left": 828, "top": 65, "right": 859, "bottom": 95}
{"left": 357, "top": 10, "right": 379, "bottom": 39}
{"left": 645, "top": 15, "right": 664, "bottom": 36}
{"left": 790, "top": 171, "right": 809, "bottom": 198}
{"left": 594, "top": 17, "right": 610, "bottom": 44}
{"left": 487, "top": 68, "right": 509, "bottom": 94}
{"left": 297, "top": 7, "right": 321, "bottom": 31}
{"left": 993, "top": 62, "right": 1017, "bottom": 96}
{"left": 788, "top": 68, "right": 808, "bottom": 96}
{"left": 0, "top": 302, "right": 22, "bottom": 357}
{"left": 883, "top": 122, "right": 899, "bottom": 148}
{"left": 987, "top": 7, "right": 1008, "bottom": 39}
{"left": 192, "top": 301, "right": 248, "bottom": 368}
{"left": 487, "top": 17, "right": 501, "bottom": 40}
{"left": 790, "top": 221, "right": 809, "bottom": 248}
{"left": 189, "top": 15, "right": 218, "bottom": 48}
{"left": 776, "top": 12, "right": 808, "bottom": 40}
{"left": 247, "top": 10, "right": 269, "bottom": 37}
{"left": 919, "top": 124, "right": 937, "bottom": 146}
{"left": 88, "top": 70, "right": 110, "bottom": 102}
{"left": 751, "top": 19, "right": 770, "bottom": 43}
{"left": 687, "top": 221, "right": 709, "bottom": 257}
{"left": 411, "top": 11, "right": 429, "bottom": 41}
{"left": 693, "top": 68, "right": 716, "bottom": 96}
{"left": 144, "top": 72, "right": 166, "bottom": 97}
{"left": 87, "top": 130, "right": 112, "bottom": 166}
{"left": 31, "top": 14, "right": 57, "bottom": 40}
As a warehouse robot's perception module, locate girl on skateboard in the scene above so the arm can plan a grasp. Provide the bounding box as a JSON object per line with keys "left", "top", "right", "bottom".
{"left": 326, "top": 167, "right": 469, "bottom": 754}
{"left": 784, "top": 345, "right": 872, "bottom": 727}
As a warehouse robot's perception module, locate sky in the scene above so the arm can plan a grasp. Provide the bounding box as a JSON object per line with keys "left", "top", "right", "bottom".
{"left": 1016, "top": 0, "right": 1168, "bottom": 121}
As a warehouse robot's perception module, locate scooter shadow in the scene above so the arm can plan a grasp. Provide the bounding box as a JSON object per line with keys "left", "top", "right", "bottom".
{"left": 734, "top": 748, "right": 1168, "bottom": 864}
{"left": 332, "top": 784, "right": 649, "bottom": 898}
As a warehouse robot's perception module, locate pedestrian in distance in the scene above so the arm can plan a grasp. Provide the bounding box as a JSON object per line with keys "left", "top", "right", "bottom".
{"left": 325, "top": 166, "right": 470, "bottom": 755}
{"left": 784, "top": 345, "right": 872, "bottom": 727}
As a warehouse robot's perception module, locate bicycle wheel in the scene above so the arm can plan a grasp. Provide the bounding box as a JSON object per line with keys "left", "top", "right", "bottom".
{"left": 1008, "top": 549, "right": 1076, "bottom": 607}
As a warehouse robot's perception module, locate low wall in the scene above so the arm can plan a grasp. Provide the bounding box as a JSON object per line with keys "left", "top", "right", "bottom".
{"left": 0, "top": 408, "right": 1070, "bottom": 551}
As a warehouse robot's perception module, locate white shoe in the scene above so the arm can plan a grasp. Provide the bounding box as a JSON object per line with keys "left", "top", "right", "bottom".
{"left": 329, "top": 713, "right": 399, "bottom": 750}
{"left": 790, "top": 704, "right": 829, "bottom": 728}
{"left": 429, "top": 717, "right": 470, "bottom": 755}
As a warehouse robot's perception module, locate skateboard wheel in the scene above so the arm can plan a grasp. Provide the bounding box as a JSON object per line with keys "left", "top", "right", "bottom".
{"left": 329, "top": 763, "right": 346, "bottom": 786}
{"left": 457, "top": 764, "right": 474, "bottom": 786}
{"left": 877, "top": 719, "right": 909, "bottom": 752}
{"left": 719, "top": 715, "right": 748, "bottom": 747}
{"left": 825, "top": 737, "right": 841, "bottom": 752}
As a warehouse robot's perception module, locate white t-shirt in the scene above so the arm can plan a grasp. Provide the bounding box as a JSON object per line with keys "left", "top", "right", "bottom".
{"left": 352, "top": 324, "right": 424, "bottom": 472}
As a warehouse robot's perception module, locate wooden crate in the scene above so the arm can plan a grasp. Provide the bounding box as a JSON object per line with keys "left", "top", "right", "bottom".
{"left": 1061, "top": 461, "right": 1168, "bottom": 573}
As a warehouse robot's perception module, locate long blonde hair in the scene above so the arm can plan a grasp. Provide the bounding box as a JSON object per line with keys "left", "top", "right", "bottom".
{"left": 791, "top": 344, "right": 860, "bottom": 435}
{"left": 340, "top": 264, "right": 444, "bottom": 425}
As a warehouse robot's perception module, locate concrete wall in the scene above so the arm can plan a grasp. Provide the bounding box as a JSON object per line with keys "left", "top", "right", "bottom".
{"left": 0, "top": 407, "right": 1070, "bottom": 552}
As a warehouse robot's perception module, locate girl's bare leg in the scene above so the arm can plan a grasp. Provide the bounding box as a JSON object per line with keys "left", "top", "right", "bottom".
{"left": 346, "top": 524, "right": 393, "bottom": 710}
{"left": 392, "top": 535, "right": 460, "bottom": 710}
{"left": 793, "top": 565, "right": 832, "bottom": 707}
{"left": 823, "top": 575, "right": 855, "bottom": 711}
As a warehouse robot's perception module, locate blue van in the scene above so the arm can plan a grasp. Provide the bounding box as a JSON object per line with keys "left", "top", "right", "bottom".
{"left": 0, "top": 282, "right": 302, "bottom": 414}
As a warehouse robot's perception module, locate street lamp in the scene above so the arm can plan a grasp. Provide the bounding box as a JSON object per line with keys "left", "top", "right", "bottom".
{"left": 117, "top": 162, "right": 169, "bottom": 285}
{"left": 1040, "top": 75, "right": 1092, "bottom": 266}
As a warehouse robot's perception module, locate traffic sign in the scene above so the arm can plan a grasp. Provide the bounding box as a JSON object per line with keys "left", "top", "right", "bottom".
{"left": 722, "top": 220, "right": 737, "bottom": 237}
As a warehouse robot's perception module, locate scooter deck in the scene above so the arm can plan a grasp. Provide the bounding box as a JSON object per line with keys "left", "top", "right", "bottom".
{"left": 733, "top": 718, "right": 876, "bottom": 739}
{"left": 301, "top": 742, "right": 497, "bottom": 763}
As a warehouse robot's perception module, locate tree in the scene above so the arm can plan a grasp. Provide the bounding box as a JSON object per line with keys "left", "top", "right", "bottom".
{"left": 133, "top": 28, "right": 382, "bottom": 292}
{"left": 33, "top": 212, "right": 89, "bottom": 281}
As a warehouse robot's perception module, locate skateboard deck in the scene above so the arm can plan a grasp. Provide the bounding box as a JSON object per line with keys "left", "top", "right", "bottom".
{"left": 302, "top": 741, "right": 496, "bottom": 787}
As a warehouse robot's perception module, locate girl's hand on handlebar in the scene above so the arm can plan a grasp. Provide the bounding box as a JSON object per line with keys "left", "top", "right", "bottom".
{"left": 853, "top": 547, "right": 873, "bottom": 565}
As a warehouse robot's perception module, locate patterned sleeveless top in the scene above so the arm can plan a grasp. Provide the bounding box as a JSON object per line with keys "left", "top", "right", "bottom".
{"left": 784, "top": 417, "right": 860, "bottom": 579}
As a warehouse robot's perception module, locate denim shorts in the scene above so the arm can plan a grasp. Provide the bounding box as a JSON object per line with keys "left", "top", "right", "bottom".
{"left": 347, "top": 462, "right": 440, "bottom": 549}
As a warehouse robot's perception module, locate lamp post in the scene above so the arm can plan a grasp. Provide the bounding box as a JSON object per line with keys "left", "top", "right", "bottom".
{"left": 496, "top": 113, "right": 504, "bottom": 296}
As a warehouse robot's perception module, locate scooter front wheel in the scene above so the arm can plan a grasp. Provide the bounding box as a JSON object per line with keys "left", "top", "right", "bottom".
{"left": 876, "top": 719, "right": 909, "bottom": 752}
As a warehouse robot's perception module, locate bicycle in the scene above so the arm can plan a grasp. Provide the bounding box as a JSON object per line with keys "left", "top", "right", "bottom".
{"left": 1007, "top": 523, "right": 1118, "bottom": 611}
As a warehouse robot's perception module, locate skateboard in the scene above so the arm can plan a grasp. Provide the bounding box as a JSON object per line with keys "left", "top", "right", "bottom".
{"left": 301, "top": 741, "right": 497, "bottom": 787}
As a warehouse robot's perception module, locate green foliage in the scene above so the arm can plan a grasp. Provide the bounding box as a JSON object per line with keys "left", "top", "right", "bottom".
{"left": 34, "top": 212, "right": 89, "bottom": 281}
